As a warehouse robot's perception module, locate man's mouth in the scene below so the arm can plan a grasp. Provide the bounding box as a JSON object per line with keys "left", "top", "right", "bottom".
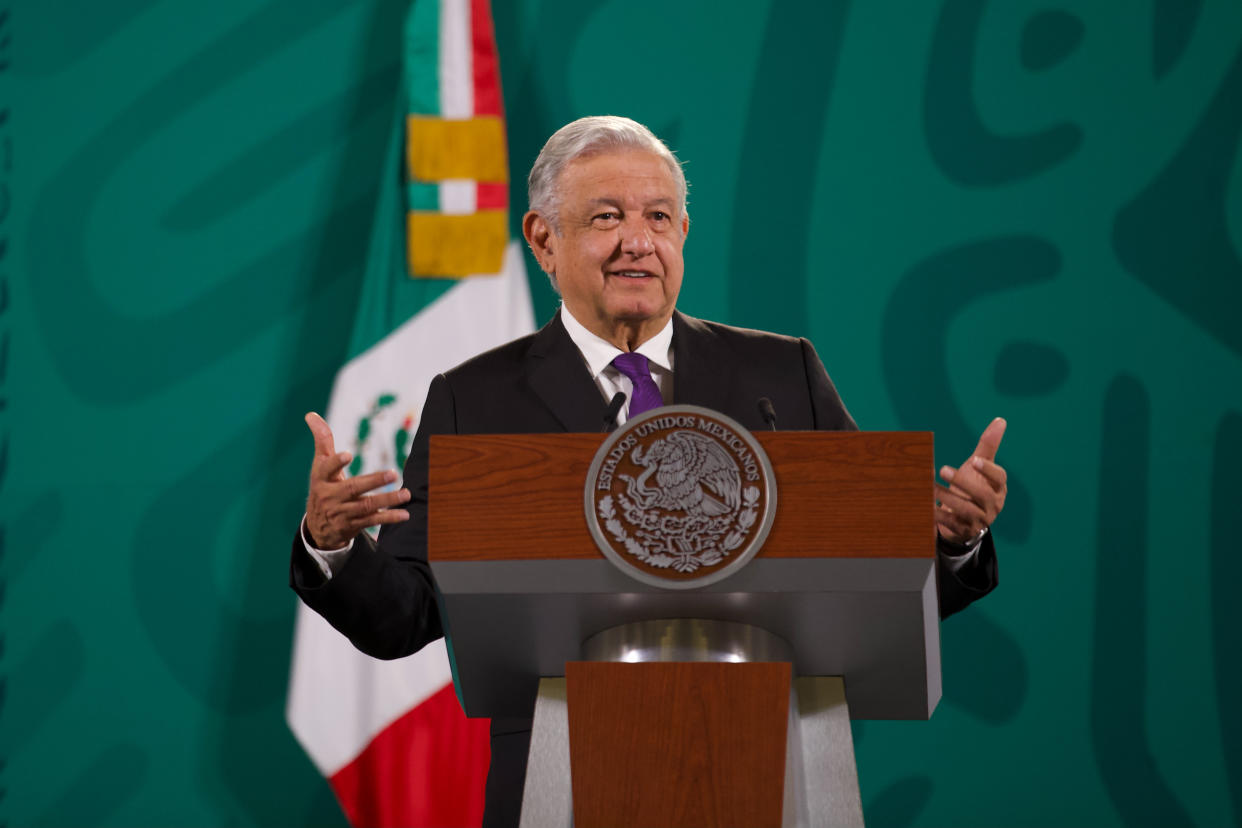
{"left": 610, "top": 270, "right": 656, "bottom": 280}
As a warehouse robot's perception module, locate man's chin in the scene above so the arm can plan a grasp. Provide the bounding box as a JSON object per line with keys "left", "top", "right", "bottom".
{"left": 607, "top": 303, "right": 673, "bottom": 327}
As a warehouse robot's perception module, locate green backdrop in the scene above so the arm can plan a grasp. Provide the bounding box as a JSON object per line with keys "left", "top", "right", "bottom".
{"left": 4, "top": 0, "right": 1240, "bottom": 825}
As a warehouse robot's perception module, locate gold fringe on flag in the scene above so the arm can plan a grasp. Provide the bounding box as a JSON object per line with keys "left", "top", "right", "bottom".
{"left": 407, "top": 210, "right": 508, "bottom": 277}
{"left": 406, "top": 116, "right": 509, "bottom": 182}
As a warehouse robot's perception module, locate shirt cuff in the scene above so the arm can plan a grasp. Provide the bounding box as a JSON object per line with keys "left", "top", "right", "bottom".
{"left": 300, "top": 515, "right": 354, "bottom": 580}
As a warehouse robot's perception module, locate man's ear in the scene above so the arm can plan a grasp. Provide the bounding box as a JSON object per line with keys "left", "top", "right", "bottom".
{"left": 682, "top": 211, "right": 690, "bottom": 237}
{"left": 522, "top": 210, "right": 555, "bottom": 274}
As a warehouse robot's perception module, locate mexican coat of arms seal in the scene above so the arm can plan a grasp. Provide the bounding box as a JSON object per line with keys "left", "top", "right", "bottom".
{"left": 584, "top": 405, "right": 777, "bottom": 589}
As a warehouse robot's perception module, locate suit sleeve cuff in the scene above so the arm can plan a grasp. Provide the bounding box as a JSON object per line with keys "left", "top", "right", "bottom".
{"left": 938, "top": 527, "right": 987, "bottom": 572}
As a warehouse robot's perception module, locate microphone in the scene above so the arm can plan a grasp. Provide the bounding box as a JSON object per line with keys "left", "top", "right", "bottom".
{"left": 603, "top": 392, "right": 626, "bottom": 432}
{"left": 757, "top": 397, "right": 777, "bottom": 431}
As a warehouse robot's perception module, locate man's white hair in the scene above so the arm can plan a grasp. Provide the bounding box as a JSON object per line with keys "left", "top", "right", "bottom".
{"left": 527, "top": 115, "right": 688, "bottom": 232}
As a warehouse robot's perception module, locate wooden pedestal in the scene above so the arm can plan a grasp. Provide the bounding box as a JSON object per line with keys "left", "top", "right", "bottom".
{"left": 566, "top": 662, "right": 791, "bottom": 828}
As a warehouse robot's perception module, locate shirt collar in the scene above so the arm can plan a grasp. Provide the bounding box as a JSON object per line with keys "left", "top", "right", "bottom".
{"left": 559, "top": 304, "right": 675, "bottom": 378}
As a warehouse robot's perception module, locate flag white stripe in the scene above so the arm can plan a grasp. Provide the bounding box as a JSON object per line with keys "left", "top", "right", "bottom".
{"left": 439, "top": 0, "right": 472, "bottom": 119}
{"left": 439, "top": 178, "right": 477, "bottom": 214}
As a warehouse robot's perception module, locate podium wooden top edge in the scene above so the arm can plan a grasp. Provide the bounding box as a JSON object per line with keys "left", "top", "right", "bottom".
{"left": 429, "top": 430, "right": 935, "bottom": 563}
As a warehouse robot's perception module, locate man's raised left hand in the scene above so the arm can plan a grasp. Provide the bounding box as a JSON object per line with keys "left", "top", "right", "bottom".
{"left": 935, "top": 417, "right": 1008, "bottom": 545}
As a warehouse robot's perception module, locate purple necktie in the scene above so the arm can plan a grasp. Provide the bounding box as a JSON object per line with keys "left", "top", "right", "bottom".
{"left": 612, "top": 352, "right": 664, "bottom": 417}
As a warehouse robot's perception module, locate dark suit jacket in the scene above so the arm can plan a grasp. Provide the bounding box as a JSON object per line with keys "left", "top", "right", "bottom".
{"left": 291, "top": 310, "right": 998, "bottom": 826}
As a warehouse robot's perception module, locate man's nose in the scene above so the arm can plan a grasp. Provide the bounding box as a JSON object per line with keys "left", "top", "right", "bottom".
{"left": 619, "top": 222, "right": 654, "bottom": 256}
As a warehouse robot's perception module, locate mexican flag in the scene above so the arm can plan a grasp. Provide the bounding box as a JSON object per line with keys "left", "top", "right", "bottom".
{"left": 286, "top": 0, "right": 533, "bottom": 824}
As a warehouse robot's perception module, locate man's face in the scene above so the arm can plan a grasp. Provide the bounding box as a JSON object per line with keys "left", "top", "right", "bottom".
{"left": 524, "top": 149, "right": 688, "bottom": 346}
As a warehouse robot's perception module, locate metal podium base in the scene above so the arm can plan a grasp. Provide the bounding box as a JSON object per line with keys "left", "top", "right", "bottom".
{"left": 519, "top": 619, "right": 864, "bottom": 828}
{"left": 520, "top": 677, "right": 573, "bottom": 826}
{"left": 786, "top": 676, "right": 865, "bottom": 827}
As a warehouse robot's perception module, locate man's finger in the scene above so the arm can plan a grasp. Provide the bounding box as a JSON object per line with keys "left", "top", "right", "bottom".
{"left": 336, "top": 489, "right": 411, "bottom": 519}
{"left": 311, "top": 450, "right": 353, "bottom": 483}
{"left": 938, "top": 464, "right": 962, "bottom": 490}
{"left": 938, "top": 465, "right": 994, "bottom": 506}
{"left": 972, "top": 417, "right": 1007, "bottom": 462}
{"left": 305, "top": 412, "right": 337, "bottom": 457}
{"left": 348, "top": 509, "right": 410, "bottom": 533}
{"left": 935, "top": 505, "right": 974, "bottom": 541}
{"left": 935, "top": 482, "right": 980, "bottom": 510}
{"left": 934, "top": 484, "right": 988, "bottom": 525}
{"left": 342, "top": 469, "right": 401, "bottom": 499}
{"left": 938, "top": 464, "right": 983, "bottom": 503}
{"left": 968, "top": 457, "right": 1007, "bottom": 492}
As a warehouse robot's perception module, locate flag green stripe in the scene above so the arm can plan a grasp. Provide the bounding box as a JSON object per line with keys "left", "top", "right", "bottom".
{"left": 407, "top": 182, "right": 440, "bottom": 211}
{"left": 404, "top": 0, "right": 441, "bottom": 116}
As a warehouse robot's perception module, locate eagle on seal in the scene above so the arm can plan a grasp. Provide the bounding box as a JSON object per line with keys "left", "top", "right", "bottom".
{"left": 621, "top": 430, "right": 742, "bottom": 517}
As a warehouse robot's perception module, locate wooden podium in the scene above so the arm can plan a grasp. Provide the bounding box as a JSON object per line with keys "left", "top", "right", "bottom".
{"left": 428, "top": 430, "right": 939, "bottom": 827}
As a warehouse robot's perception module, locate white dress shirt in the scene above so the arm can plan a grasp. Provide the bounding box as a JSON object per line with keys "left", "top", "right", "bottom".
{"left": 556, "top": 304, "right": 674, "bottom": 425}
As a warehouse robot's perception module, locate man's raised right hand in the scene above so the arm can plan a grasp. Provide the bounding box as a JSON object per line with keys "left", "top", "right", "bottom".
{"left": 304, "top": 412, "right": 411, "bottom": 549}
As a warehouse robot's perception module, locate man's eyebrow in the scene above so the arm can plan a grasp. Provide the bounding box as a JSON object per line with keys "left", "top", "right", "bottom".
{"left": 584, "top": 197, "right": 676, "bottom": 209}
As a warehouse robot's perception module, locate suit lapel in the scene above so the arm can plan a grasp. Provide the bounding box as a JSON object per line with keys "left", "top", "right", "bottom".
{"left": 525, "top": 312, "right": 610, "bottom": 432}
{"left": 671, "top": 311, "right": 735, "bottom": 412}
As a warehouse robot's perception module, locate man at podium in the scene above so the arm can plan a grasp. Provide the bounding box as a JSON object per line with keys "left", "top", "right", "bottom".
{"left": 291, "top": 116, "right": 1008, "bottom": 825}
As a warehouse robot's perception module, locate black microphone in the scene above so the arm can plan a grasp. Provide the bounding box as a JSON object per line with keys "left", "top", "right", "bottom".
{"left": 757, "top": 397, "right": 777, "bottom": 431}
{"left": 603, "top": 392, "right": 626, "bottom": 432}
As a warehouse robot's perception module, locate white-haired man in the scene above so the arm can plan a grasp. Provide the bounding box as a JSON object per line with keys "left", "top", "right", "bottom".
{"left": 293, "top": 116, "right": 1007, "bottom": 826}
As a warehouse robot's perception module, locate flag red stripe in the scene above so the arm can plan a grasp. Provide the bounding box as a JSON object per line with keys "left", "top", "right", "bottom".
{"left": 329, "top": 683, "right": 491, "bottom": 828}
{"left": 471, "top": 0, "right": 503, "bottom": 117}
{"left": 471, "top": 1, "right": 507, "bottom": 226}
{"left": 475, "top": 182, "right": 508, "bottom": 210}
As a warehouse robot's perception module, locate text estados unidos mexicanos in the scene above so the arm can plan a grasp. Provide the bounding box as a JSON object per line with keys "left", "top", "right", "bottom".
{"left": 596, "top": 417, "right": 760, "bottom": 491}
